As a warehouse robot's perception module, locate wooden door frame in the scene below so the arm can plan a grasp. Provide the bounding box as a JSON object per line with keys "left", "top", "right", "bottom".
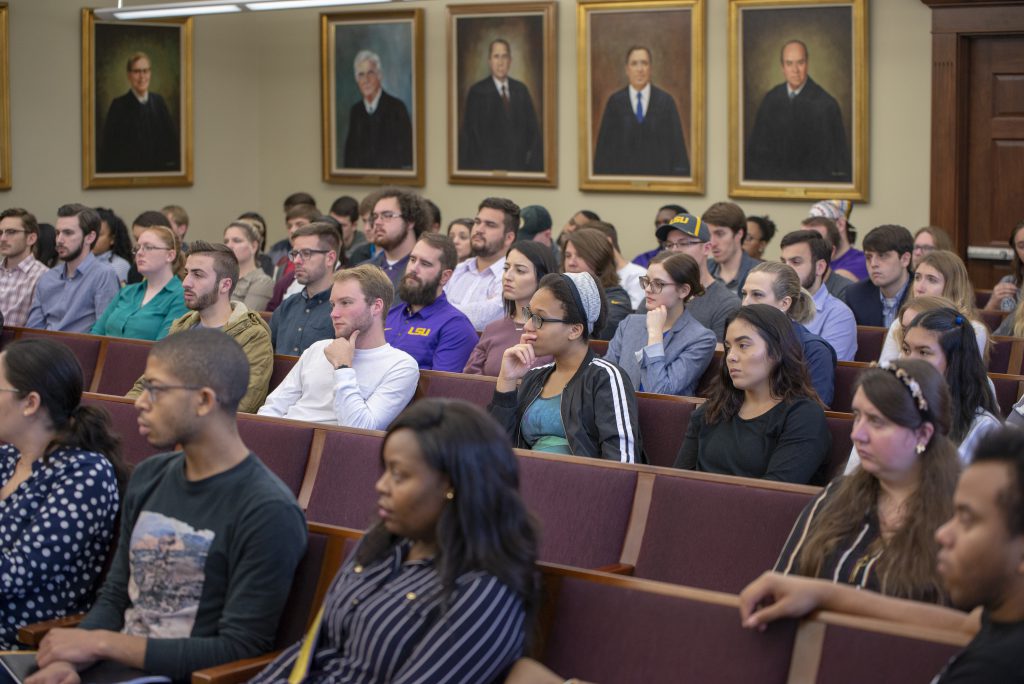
{"left": 922, "top": 0, "right": 1024, "bottom": 254}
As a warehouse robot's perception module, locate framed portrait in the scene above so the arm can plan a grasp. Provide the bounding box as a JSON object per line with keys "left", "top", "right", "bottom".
{"left": 447, "top": 2, "right": 557, "bottom": 188}
{"left": 321, "top": 9, "right": 424, "bottom": 186}
{"left": 81, "top": 9, "right": 193, "bottom": 189}
{"left": 0, "top": 4, "right": 10, "bottom": 191}
{"left": 729, "top": 0, "right": 868, "bottom": 200}
{"left": 578, "top": 0, "right": 705, "bottom": 194}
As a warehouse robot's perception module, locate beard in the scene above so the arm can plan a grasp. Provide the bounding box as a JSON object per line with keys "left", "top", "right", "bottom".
{"left": 60, "top": 242, "right": 84, "bottom": 263}
{"left": 374, "top": 223, "right": 411, "bottom": 252}
{"left": 398, "top": 271, "right": 442, "bottom": 308}
{"left": 800, "top": 269, "right": 817, "bottom": 291}
{"left": 470, "top": 234, "right": 503, "bottom": 259}
{"left": 185, "top": 288, "right": 219, "bottom": 311}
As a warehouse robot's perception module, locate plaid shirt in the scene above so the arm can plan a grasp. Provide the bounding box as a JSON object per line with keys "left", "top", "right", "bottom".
{"left": 0, "top": 255, "right": 48, "bottom": 327}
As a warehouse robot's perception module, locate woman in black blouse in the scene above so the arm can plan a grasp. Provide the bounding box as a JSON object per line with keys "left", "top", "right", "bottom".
{"left": 252, "top": 399, "right": 539, "bottom": 684}
{"left": 674, "top": 304, "right": 830, "bottom": 483}
{"left": 774, "top": 359, "right": 959, "bottom": 602}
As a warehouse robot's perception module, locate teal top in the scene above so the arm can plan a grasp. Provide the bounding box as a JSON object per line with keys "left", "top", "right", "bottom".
{"left": 521, "top": 393, "right": 571, "bottom": 454}
{"left": 90, "top": 277, "right": 188, "bottom": 340}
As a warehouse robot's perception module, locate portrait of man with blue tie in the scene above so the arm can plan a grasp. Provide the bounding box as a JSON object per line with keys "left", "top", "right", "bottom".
{"left": 592, "top": 45, "right": 690, "bottom": 177}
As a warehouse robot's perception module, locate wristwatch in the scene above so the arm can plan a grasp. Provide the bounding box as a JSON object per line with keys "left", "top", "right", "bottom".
{"left": 335, "top": 363, "right": 350, "bottom": 370}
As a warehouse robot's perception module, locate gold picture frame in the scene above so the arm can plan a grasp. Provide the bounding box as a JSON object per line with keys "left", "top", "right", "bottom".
{"left": 320, "top": 9, "right": 425, "bottom": 186}
{"left": 578, "top": 0, "right": 705, "bottom": 194}
{"left": 0, "top": 4, "right": 11, "bottom": 191}
{"left": 447, "top": 2, "right": 557, "bottom": 188}
{"left": 728, "top": 0, "right": 868, "bottom": 200}
{"left": 81, "top": 9, "right": 193, "bottom": 189}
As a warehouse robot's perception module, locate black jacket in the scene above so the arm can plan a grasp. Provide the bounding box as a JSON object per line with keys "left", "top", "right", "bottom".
{"left": 489, "top": 349, "right": 644, "bottom": 463}
{"left": 842, "top": 277, "right": 911, "bottom": 327}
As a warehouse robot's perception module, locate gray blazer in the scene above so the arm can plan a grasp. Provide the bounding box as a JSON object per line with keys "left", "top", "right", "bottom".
{"left": 604, "top": 309, "right": 717, "bottom": 396}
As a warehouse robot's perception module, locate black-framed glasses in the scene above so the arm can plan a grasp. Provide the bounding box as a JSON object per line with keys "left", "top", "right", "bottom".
{"left": 139, "top": 379, "right": 204, "bottom": 402}
{"left": 522, "top": 306, "right": 570, "bottom": 330}
{"left": 370, "top": 211, "right": 405, "bottom": 223}
{"left": 132, "top": 244, "right": 172, "bottom": 255}
{"left": 638, "top": 276, "right": 677, "bottom": 294}
{"left": 288, "top": 248, "right": 330, "bottom": 262}
{"left": 662, "top": 239, "right": 702, "bottom": 250}
{"left": 0, "top": 228, "right": 27, "bottom": 238}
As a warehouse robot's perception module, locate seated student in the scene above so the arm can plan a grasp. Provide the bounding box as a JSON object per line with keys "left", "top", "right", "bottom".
{"left": 742, "top": 261, "right": 837, "bottom": 407}
{"left": 582, "top": 220, "right": 648, "bottom": 310}
{"left": 776, "top": 359, "right": 959, "bottom": 601}
{"left": 490, "top": 272, "right": 643, "bottom": 463}
{"left": 912, "top": 225, "right": 953, "bottom": 271}
{"left": 984, "top": 219, "right": 1024, "bottom": 313}
{"left": 251, "top": 399, "right": 538, "bottom": 684}
{"left": 259, "top": 265, "right": 419, "bottom": 429}
{"left": 0, "top": 339, "right": 127, "bottom": 650}
{"left": 562, "top": 228, "right": 633, "bottom": 341}
{"left": 842, "top": 224, "right": 914, "bottom": 327}
{"left": 741, "top": 427, "right": 1024, "bottom": 683}
{"left": 880, "top": 250, "right": 988, "bottom": 363}
{"left": 604, "top": 252, "right": 716, "bottom": 396}
{"left": 126, "top": 242, "right": 273, "bottom": 413}
{"left": 124, "top": 211, "right": 175, "bottom": 286}
{"left": 0, "top": 208, "right": 50, "bottom": 328}
{"left": 93, "top": 208, "right": 133, "bottom": 284}
{"left": 446, "top": 217, "right": 473, "bottom": 263}
{"left": 91, "top": 224, "right": 188, "bottom": 340}
{"left": 223, "top": 221, "right": 274, "bottom": 312}
{"left": 674, "top": 305, "right": 830, "bottom": 484}
{"left": 270, "top": 221, "right": 339, "bottom": 355}
{"left": 30, "top": 329, "right": 307, "bottom": 684}
{"left": 384, "top": 233, "right": 478, "bottom": 372}
{"left": 236, "top": 213, "right": 275, "bottom": 277}
{"left": 464, "top": 241, "right": 556, "bottom": 377}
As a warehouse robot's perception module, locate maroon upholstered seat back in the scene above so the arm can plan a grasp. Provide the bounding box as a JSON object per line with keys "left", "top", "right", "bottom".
{"left": 989, "top": 336, "right": 1012, "bottom": 374}
{"left": 274, "top": 529, "right": 325, "bottom": 648}
{"left": 813, "top": 623, "right": 961, "bottom": 684}
{"left": 695, "top": 351, "right": 722, "bottom": 395}
{"left": 517, "top": 456, "right": 636, "bottom": 568}
{"left": 415, "top": 371, "right": 496, "bottom": 408}
{"left": 635, "top": 394, "right": 698, "bottom": 468}
{"left": 990, "top": 374, "right": 1021, "bottom": 418}
{"left": 633, "top": 475, "right": 813, "bottom": 592}
{"left": 20, "top": 331, "right": 102, "bottom": 391}
{"left": 823, "top": 414, "right": 853, "bottom": 481}
{"left": 832, "top": 363, "right": 867, "bottom": 413}
{"left": 237, "top": 416, "right": 313, "bottom": 496}
{"left": 94, "top": 339, "right": 151, "bottom": 395}
{"left": 270, "top": 354, "right": 299, "bottom": 393}
{"left": 305, "top": 430, "right": 385, "bottom": 529}
{"left": 541, "top": 575, "right": 797, "bottom": 683}
{"left": 1, "top": 327, "right": 15, "bottom": 348}
{"left": 81, "top": 395, "right": 161, "bottom": 465}
{"left": 854, "top": 326, "right": 886, "bottom": 362}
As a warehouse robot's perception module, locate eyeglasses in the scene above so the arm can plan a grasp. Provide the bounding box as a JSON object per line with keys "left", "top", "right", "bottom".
{"left": 0, "top": 387, "right": 21, "bottom": 395}
{"left": 370, "top": 211, "right": 405, "bottom": 223}
{"left": 638, "top": 276, "right": 677, "bottom": 294}
{"left": 0, "top": 228, "right": 26, "bottom": 238}
{"left": 138, "top": 379, "right": 203, "bottom": 402}
{"left": 522, "top": 306, "right": 570, "bottom": 330}
{"left": 662, "top": 240, "right": 702, "bottom": 250}
{"left": 288, "top": 248, "right": 330, "bottom": 262}
{"left": 912, "top": 244, "right": 936, "bottom": 254}
{"left": 132, "top": 244, "right": 171, "bottom": 255}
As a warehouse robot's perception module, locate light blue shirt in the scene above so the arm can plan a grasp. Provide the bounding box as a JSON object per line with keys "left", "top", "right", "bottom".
{"left": 26, "top": 252, "right": 120, "bottom": 332}
{"left": 806, "top": 284, "right": 858, "bottom": 361}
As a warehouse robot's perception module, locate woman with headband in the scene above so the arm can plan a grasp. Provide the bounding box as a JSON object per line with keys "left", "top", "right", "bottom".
{"left": 489, "top": 271, "right": 643, "bottom": 463}
{"left": 774, "top": 359, "right": 959, "bottom": 603}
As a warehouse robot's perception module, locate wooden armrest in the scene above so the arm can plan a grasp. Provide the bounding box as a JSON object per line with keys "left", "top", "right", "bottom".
{"left": 595, "top": 563, "right": 635, "bottom": 576}
{"left": 191, "top": 652, "right": 280, "bottom": 684}
{"left": 18, "top": 614, "right": 85, "bottom": 647}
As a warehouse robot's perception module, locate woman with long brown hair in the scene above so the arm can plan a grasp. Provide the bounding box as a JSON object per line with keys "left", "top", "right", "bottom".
{"left": 562, "top": 228, "right": 633, "bottom": 340}
{"left": 775, "top": 359, "right": 959, "bottom": 602}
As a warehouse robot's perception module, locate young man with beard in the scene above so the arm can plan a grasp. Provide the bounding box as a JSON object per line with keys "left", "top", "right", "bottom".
{"left": 26, "top": 204, "right": 119, "bottom": 332}
{"left": 258, "top": 264, "right": 418, "bottom": 428}
{"left": 126, "top": 242, "right": 273, "bottom": 413}
{"left": 779, "top": 229, "right": 857, "bottom": 361}
{"left": 365, "top": 188, "right": 431, "bottom": 293}
{"left": 270, "top": 222, "right": 339, "bottom": 355}
{"left": 29, "top": 329, "right": 305, "bottom": 684}
{"left": 443, "top": 196, "right": 519, "bottom": 331}
{"left": 384, "top": 233, "right": 478, "bottom": 372}
{"left": 0, "top": 207, "right": 48, "bottom": 327}
{"left": 739, "top": 427, "right": 1024, "bottom": 682}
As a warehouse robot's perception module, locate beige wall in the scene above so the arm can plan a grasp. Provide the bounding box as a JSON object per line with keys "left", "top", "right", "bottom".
{"left": 5, "top": 0, "right": 932, "bottom": 262}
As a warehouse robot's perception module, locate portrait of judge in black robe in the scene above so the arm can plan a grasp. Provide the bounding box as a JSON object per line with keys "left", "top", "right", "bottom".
{"left": 343, "top": 49, "right": 413, "bottom": 170}
{"left": 592, "top": 46, "right": 689, "bottom": 177}
{"left": 98, "top": 52, "right": 180, "bottom": 174}
{"left": 745, "top": 40, "right": 850, "bottom": 183}
{"left": 459, "top": 39, "right": 542, "bottom": 172}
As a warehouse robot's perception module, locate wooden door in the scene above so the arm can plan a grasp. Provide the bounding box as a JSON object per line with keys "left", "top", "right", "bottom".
{"left": 966, "top": 35, "right": 1024, "bottom": 288}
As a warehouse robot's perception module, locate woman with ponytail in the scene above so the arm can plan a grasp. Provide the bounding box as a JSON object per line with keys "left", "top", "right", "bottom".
{"left": 741, "top": 261, "right": 837, "bottom": 407}
{"left": 0, "top": 338, "right": 127, "bottom": 648}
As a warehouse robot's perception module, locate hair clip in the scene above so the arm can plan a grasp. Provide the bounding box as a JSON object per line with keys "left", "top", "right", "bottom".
{"left": 954, "top": 314, "right": 964, "bottom": 326}
{"left": 874, "top": 360, "right": 930, "bottom": 414}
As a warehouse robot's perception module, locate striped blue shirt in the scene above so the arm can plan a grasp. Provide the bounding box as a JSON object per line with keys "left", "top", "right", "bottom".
{"left": 252, "top": 540, "right": 525, "bottom": 683}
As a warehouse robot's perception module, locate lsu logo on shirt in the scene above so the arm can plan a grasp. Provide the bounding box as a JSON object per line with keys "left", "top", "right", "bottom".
{"left": 407, "top": 326, "right": 432, "bottom": 337}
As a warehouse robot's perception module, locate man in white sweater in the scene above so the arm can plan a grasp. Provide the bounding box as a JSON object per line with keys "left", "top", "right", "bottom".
{"left": 258, "top": 264, "right": 419, "bottom": 428}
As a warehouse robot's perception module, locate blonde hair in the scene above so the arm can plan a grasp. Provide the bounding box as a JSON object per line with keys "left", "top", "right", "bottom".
{"left": 140, "top": 224, "right": 185, "bottom": 278}
{"left": 915, "top": 250, "right": 978, "bottom": 318}
{"left": 333, "top": 263, "right": 395, "bottom": 314}
{"left": 897, "top": 294, "right": 989, "bottom": 363}
{"left": 749, "top": 261, "right": 815, "bottom": 325}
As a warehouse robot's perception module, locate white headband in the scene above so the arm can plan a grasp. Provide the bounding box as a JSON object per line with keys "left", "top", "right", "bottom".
{"left": 562, "top": 271, "right": 602, "bottom": 334}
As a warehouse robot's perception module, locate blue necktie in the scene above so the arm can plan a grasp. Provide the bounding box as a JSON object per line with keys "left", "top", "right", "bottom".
{"left": 636, "top": 92, "right": 644, "bottom": 123}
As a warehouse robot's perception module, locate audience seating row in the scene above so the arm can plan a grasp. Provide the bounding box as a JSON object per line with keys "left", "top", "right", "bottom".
{"left": 853, "top": 323, "right": 1024, "bottom": 375}
{"left": 184, "top": 523, "right": 968, "bottom": 684}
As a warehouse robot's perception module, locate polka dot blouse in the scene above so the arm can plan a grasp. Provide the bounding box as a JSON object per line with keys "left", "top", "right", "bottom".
{"left": 0, "top": 444, "right": 120, "bottom": 649}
